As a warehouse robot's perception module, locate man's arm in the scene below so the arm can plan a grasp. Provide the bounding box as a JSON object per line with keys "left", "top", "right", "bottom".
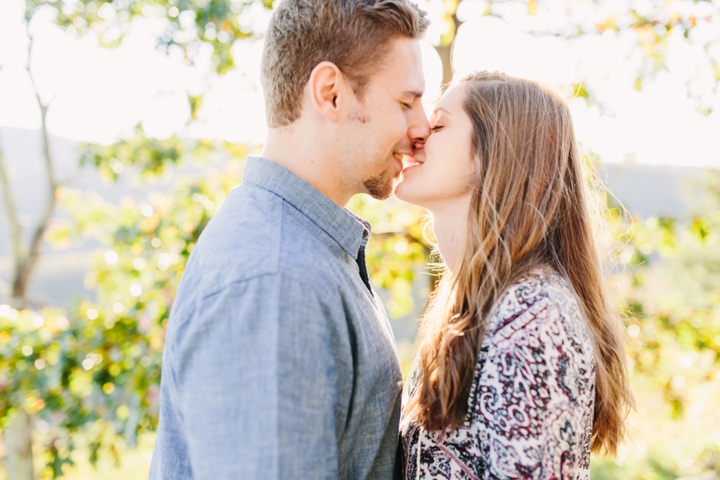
{"left": 174, "top": 273, "right": 347, "bottom": 479}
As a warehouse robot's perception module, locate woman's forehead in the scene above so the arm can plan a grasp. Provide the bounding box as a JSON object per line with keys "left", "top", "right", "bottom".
{"left": 434, "top": 83, "right": 468, "bottom": 115}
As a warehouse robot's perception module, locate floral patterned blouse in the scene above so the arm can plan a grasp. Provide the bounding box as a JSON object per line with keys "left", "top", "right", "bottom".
{"left": 400, "top": 268, "right": 596, "bottom": 480}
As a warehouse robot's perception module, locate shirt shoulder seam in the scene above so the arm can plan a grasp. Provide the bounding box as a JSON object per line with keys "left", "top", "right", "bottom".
{"left": 197, "top": 268, "right": 340, "bottom": 303}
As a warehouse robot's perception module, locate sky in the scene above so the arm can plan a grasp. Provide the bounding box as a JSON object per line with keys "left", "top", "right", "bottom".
{"left": 0, "top": 0, "right": 719, "bottom": 168}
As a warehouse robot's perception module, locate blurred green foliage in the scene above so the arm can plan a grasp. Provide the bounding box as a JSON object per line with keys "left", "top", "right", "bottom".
{"left": 28, "top": 0, "right": 271, "bottom": 72}
{"left": 588, "top": 174, "right": 720, "bottom": 479}
{"left": 347, "top": 195, "right": 431, "bottom": 318}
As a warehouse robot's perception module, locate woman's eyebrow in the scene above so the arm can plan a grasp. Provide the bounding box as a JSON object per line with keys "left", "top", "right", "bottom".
{"left": 433, "top": 107, "right": 451, "bottom": 115}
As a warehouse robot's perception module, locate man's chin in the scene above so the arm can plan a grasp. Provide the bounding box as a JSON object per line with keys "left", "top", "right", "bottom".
{"left": 366, "top": 186, "right": 394, "bottom": 201}
{"left": 363, "top": 173, "right": 398, "bottom": 200}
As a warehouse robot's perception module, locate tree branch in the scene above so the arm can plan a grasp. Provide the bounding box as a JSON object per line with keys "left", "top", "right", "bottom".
{"left": 12, "top": 23, "right": 59, "bottom": 299}
{"left": 0, "top": 131, "right": 24, "bottom": 275}
{"left": 0, "top": 68, "right": 27, "bottom": 299}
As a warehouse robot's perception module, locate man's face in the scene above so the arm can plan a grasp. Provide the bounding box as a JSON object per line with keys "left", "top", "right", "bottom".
{"left": 340, "top": 38, "right": 430, "bottom": 200}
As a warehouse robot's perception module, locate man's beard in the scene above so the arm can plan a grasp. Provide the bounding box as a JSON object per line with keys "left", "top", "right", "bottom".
{"left": 363, "top": 168, "right": 397, "bottom": 200}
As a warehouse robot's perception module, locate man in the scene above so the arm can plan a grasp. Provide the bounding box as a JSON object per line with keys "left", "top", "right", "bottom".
{"left": 149, "top": 0, "right": 431, "bottom": 478}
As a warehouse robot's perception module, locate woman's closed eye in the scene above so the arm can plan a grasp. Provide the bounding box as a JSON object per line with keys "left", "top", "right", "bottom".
{"left": 431, "top": 125, "right": 444, "bottom": 132}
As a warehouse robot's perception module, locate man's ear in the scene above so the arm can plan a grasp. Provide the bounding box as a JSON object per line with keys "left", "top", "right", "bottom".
{"left": 308, "top": 61, "right": 345, "bottom": 122}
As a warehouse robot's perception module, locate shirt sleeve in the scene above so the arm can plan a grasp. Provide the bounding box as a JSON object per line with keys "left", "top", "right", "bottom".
{"left": 475, "top": 295, "right": 593, "bottom": 479}
{"left": 173, "top": 272, "right": 349, "bottom": 480}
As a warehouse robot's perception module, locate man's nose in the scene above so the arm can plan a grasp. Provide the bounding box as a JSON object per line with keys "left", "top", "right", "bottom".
{"left": 408, "top": 106, "right": 431, "bottom": 147}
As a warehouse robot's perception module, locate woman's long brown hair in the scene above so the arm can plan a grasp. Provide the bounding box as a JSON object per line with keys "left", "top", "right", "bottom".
{"left": 403, "top": 71, "right": 633, "bottom": 455}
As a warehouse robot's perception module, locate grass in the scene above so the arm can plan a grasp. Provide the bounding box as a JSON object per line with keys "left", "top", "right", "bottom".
{"left": 0, "top": 433, "right": 154, "bottom": 480}
{"left": 58, "top": 433, "right": 154, "bottom": 480}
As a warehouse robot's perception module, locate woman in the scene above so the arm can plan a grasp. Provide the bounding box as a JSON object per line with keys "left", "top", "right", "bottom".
{"left": 395, "top": 71, "right": 633, "bottom": 479}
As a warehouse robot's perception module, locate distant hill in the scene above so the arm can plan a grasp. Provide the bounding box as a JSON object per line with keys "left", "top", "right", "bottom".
{"left": 0, "top": 126, "right": 712, "bottom": 312}
{"left": 600, "top": 163, "right": 707, "bottom": 219}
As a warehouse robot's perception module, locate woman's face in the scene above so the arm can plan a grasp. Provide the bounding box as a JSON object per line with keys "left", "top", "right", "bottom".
{"left": 395, "top": 83, "right": 477, "bottom": 210}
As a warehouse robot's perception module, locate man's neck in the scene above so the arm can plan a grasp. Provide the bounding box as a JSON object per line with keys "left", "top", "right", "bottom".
{"left": 261, "top": 127, "right": 352, "bottom": 207}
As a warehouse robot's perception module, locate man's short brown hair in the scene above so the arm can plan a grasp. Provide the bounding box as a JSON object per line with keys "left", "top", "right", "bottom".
{"left": 261, "top": 0, "right": 430, "bottom": 128}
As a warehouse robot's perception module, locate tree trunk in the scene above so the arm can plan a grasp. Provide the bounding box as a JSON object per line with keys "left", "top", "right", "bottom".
{"left": 435, "top": 43, "right": 454, "bottom": 88}
{"left": 3, "top": 26, "right": 60, "bottom": 304}
{"left": 5, "top": 408, "right": 35, "bottom": 480}
{"left": 0, "top": 108, "right": 26, "bottom": 302}
{"left": 15, "top": 97, "right": 58, "bottom": 301}
{"left": 433, "top": 0, "right": 464, "bottom": 89}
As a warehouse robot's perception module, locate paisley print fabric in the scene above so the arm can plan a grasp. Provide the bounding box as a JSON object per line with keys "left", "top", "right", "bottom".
{"left": 400, "top": 268, "right": 596, "bottom": 480}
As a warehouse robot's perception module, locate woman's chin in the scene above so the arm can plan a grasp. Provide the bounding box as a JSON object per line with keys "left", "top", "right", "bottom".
{"left": 394, "top": 177, "right": 424, "bottom": 206}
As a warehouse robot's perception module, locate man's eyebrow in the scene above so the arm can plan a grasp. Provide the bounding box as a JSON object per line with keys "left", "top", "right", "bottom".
{"left": 402, "top": 91, "right": 423, "bottom": 99}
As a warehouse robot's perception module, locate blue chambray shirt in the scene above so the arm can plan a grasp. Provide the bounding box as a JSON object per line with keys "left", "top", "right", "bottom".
{"left": 149, "top": 156, "right": 403, "bottom": 480}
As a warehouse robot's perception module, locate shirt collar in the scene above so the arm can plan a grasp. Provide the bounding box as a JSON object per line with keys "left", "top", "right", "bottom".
{"left": 242, "top": 156, "right": 371, "bottom": 257}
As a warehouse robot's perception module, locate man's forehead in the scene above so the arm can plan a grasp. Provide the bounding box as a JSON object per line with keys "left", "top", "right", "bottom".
{"left": 374, "top": 38, "right": 425, "bottom": 94}
{"left": 389, "top": 67, "right": 426, "bottom": 97}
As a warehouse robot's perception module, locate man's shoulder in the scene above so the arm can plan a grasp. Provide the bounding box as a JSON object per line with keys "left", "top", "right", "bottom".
{"left": 193, "top": 184, "right": 282, "bottom": 281}
{"left": 183, "top": 183, "right": 347, "bottom": 298}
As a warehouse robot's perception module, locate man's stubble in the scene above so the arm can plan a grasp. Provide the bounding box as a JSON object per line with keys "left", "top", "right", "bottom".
{"left": 363, "top": 169, "right": 397, "bottom": 200}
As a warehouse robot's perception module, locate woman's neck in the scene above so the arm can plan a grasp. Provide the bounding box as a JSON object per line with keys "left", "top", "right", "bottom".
{"left": 429, "top": 198, "right": 472, "bottom": 276}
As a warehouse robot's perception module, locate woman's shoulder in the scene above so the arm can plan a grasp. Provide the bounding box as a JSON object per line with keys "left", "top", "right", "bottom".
{"left": 484, "top": 266, "right": 590, "bottom": 348}
{"left": 463, "top": 273, "right": 596, "bottom": 479}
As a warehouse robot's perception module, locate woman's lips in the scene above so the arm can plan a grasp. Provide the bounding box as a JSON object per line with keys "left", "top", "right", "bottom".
{"left": 402, "top": 154, "right": 423, "bottom": 171}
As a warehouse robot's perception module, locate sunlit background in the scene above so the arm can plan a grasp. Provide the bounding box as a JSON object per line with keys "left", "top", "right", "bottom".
{"left": 2, "top": 0, "right": 720, "bottom": 163}
{"left": 1, "top": 0, "right": 720, "bottom": 478}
